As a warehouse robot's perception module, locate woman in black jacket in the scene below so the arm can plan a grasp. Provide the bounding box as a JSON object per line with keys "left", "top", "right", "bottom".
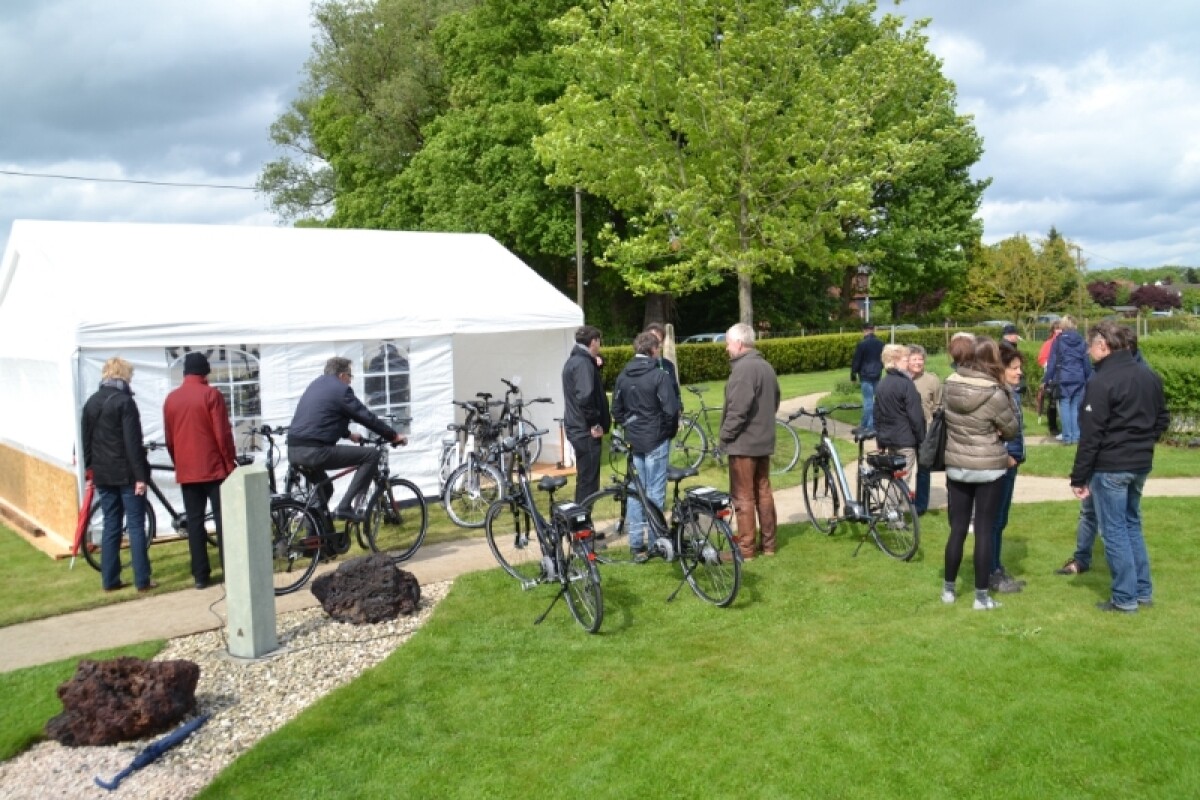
{"left": 873, "top": 344, "right": 926, "bottom": 497}
{"left": 80, "top": 357, "right": 154, "bottom": 592}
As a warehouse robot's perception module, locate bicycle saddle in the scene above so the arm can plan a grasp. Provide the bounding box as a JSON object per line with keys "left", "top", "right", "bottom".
{"left": 537, "top": 475, "right": 569, "bottom": 492}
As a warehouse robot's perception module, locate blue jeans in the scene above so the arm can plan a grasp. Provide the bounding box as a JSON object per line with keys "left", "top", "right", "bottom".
{"left": 1090, "top": 471, "right": 1151, "bottom": 610}
{"left": 97, "top": 484, "right": 152, "bottom": 589}
{"left": 860, "top": 379, "right": 878, "bottom": 431}
{"left": 990, "top": 466, "right": 1018, "bottom": 573}
{"left": 914, "top": 466, "right": 931, "bottom": 514}
{"left": 627, "top": 439, "right": 670, "bottom": 550}
{"left": 1071, "top": 493, "right": 1098, "bottom": 569}
{"left": 1058, "top": 390, "right": 1082, "bottom": 444}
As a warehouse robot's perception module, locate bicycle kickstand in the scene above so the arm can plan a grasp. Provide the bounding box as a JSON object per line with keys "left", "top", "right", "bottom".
{"left": 533, "top": 586, "right": 567, "bottom": 626}
{"left": 666, "top": 554, "right": 700, "bottom": 603}
{"left": 852, "top": 532, "right": 869, "bottom": 558}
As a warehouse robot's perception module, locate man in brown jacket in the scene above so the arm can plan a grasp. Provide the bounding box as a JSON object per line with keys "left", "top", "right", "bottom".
{"left": 719, "top": 323, "right": 781, "bottom": 560}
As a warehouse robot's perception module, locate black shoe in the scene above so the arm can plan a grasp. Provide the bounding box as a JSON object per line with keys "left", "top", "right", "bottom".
{"left": 1096, "top": 600, "right": 1137, "bottom": 614}
{"left": 195, "top": 579, "right": 210, "bottom": 590}
{"left": 332, "top": 508, "right": 367, "bottom": 523}
{"left": 631, "top": 548, "right": 649, "bottom": 564}
{"left": 103, "top": 582, "right": 130, "bottom": 593}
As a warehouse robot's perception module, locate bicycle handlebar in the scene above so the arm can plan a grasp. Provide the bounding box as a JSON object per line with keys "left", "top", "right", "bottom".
{"left": 498, "top": 428, "right": 548, "bottom": 452}
{"left": 787, "top": 403, "right": 862, "bottom": 422}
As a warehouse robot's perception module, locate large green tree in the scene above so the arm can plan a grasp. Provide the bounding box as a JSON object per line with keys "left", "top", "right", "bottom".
{"left": 535, "top": 0, "right": 985, "bottom": 325}
{"left": 257, "top": 0, "right": 471, "bottom": 225}
{"left": 955, "top": 229, "right": 1081, "bottom": 323}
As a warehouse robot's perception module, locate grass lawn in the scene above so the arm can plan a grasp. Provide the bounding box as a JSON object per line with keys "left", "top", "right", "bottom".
{"left": 194, "top": 498, "right": 1200, "bottom": 798}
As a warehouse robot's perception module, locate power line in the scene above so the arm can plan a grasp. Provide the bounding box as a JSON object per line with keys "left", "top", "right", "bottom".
{"left": 0, "top": 168, "right": 256, "bottom": 191}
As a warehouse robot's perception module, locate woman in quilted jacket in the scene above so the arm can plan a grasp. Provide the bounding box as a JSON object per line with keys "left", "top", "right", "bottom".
{"left": 940, "top": 336, "right": 1020, "bottom": 611}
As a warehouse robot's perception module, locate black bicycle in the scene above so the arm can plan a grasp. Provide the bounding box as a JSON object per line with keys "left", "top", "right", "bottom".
{"left": 790, "top": 405, "right": 919, "bottom": 561}
{"left": 484, "top": 428, "right": 604, "bottom": 634}
{"left": 79, "top": 442, "right": 222, "bottom": 573}
{"left": 585, "top": 432, "right": 742, "bottom": 607}
{"left": 257, "top": 423, "right": 429, "bottom": 595}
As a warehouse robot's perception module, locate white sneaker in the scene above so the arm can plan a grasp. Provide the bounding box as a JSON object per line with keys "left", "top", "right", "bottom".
{"left": 941, "top": 589, "right": 957, "bottom": 604}
{"left": 973, "top": 596, "right": 1002, "bottom": 611}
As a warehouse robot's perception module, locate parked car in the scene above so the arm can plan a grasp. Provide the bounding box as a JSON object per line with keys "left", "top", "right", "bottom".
{"left": 890, "top": 324, "right": 919, "bottom": 331}
{"left": 682, "top": 332, "right": 726, "bottom": 343}
{"left": 1036, "top": 313, "right": 1062, "bottom": 324}
{"left": 980, "top": 320, "right": 1016, "bottom": 328}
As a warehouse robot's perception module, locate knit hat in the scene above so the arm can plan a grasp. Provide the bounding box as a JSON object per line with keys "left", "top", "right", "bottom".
{"left": 183, "top": 352, "right": 211, "bottom": 376}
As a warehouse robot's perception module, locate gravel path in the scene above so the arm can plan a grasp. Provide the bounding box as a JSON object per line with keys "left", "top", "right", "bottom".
{"left": 0, "top": 581, "right": 451, "bottom": 800}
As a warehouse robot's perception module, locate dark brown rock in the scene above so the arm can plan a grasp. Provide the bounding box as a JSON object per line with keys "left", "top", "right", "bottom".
{"left": 310, "top": 553, "right": 421, "bottom": 624}
{"left": 45, "top": 657, "right": 200, "bottom": 746}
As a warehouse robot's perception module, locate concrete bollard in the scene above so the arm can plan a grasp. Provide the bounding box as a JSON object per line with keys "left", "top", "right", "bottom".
{"left": 220, "top": 465, "right": 278, "bottom": 658}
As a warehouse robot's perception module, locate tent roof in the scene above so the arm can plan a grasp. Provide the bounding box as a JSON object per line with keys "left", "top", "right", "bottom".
{"left": 0, "top": 220, "right": 581, "bottom": 349}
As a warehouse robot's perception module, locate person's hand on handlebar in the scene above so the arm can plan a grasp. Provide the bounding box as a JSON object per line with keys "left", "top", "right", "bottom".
{"left": 392, "top": 433, "right": 408, "bottom": 446}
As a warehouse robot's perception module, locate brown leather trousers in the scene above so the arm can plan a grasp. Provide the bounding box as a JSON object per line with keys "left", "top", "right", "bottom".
{"left": 728, "top": 455, "right": 777, "bottom": 558}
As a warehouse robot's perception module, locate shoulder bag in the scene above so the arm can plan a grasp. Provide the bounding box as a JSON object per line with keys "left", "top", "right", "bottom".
{"left": 918, "top": 399, "right": 948, "bottom": 472}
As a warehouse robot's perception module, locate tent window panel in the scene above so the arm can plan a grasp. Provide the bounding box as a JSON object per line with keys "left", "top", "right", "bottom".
{"left": 167, "top": 345, "right": 262, "bottom": 441}
{"left": 362, "top": 340, "right": 411, "bottom": 435}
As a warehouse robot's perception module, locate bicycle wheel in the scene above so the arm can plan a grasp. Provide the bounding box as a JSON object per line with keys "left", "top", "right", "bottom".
{"left": 365, "top": 477, "right": 428, "bottom": 562}
{"left": 677, "top": 507, "right": 741, "bottom": 607}
{"left": 83, "top": 497, "right": 156, "bottom": 572}
{"left": 770, "top": 420, "right": 801, "bottom": 474}
{"left": 581, "top": 487, "right": 629, "bottom": 562}
{"left": 868, "top": 477, "right": 920, "bottom": 561}
{"left": 269, "top": 498, "right": 321, "bottom": 595}
{"left": 485, "top": 499, "right": 545, "bottom": 584}
{"left": 802, "top": 455, "right": 840, "bottom": 535}
{"left": 443, "top": 460, "right": 505, "bottom": 528}
{"left": 670, "top": 417, "right": 707, "bottom": 471}
{"left": 515, "top": 415, "right": 542, "bottom": 465}
{"left": 559, "top": 534, "right": 603, "bottom": 633}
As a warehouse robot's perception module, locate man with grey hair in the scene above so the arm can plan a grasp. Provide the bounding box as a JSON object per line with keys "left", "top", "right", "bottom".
{"left": 289, "top": 357, "right": 408, "bottom": 521}
{"left": 720, "top": 322, "right": 781, "bottom": 559}
{"left": 907, "top": 344, "right": 941, "bottom": 514}
{"left": 611, "top": 331, "right": 681, "bottom": 560}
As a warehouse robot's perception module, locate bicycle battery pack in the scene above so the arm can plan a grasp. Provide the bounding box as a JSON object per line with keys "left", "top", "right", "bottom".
{"left": 554, "top": 502, "right": 595, "bottom": 539}
{"left": 685, "top": 486, "right": 733, "bottom": 516}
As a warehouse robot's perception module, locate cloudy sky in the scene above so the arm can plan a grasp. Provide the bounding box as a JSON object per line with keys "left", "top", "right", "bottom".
{"left": 2, "top": 0, "right": 1198, "bottom": 270}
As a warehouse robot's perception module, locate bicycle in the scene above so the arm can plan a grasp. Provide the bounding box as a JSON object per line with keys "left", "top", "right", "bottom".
{"left": 441, "top": 396, "right": 508, "bottom": 528}
{"left": 789, "top": 404, "right": 919, "bottom": 561}
{"left": 484, "top": 427, "right": 604, "bottom": 634}
{"left": 585, "top": 431, "right": 742, "bottom": 607}
{"left": 670, "top": 385, "right": 800, "bottom": 475}
{"left": 258, "top": 423, "right": 429, "bottom": 595}
{"left": 496, "top": 378, "right": 552, "bottom": 466}
{"left": 75, "top": 442, "right": 224, "bottom": 573}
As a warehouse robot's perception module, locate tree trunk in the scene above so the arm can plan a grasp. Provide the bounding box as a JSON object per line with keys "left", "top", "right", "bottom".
{"left": 738, "top": 272, "right": 754, "bottom": 327}
{"left": 642, "top": 292, "right": 673, "bottom": 329}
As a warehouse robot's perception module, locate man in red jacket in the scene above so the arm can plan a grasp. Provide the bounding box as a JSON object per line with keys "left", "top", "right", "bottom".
{"left": 164, "top": 352, "right": 238, "bottom": 589}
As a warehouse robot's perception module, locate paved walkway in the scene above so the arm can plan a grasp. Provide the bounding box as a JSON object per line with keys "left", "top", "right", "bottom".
{"left": 3, "top": 392, "right": 1196, "bottom": 673}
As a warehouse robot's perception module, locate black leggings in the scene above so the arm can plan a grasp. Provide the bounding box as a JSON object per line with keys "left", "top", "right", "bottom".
{"left": 945, "top": 477, "right": 1006, "bottom": 590}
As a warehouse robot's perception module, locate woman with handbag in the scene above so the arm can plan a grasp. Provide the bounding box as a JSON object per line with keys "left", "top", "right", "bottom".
{"left": 1043, "top": 315, "right": 1092, "bottom": 444}
{"left": 940, "top": 337, "right": 1020, "bottom": 611}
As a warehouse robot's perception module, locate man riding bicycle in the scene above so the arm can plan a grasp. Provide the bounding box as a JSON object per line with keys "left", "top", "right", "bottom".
{"left": 287, "top": 357, "right": 407, "bottom": 521}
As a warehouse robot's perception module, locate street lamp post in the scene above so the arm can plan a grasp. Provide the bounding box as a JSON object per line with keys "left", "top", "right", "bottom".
{"left": 857, "top": 265, "right": 873, "bottom": 323}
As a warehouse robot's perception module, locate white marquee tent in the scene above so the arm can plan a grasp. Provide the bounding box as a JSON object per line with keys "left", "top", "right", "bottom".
{"left": 0, "top": 220, "right": 582, "bottom": 552}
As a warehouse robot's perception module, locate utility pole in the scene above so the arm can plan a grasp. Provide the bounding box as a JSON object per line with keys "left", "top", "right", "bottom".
{"left": 1072, "top": 244, "right": 1085, "bottom": 322}
{"left": 574, "top": 187, "right": 584, "bottom": 308}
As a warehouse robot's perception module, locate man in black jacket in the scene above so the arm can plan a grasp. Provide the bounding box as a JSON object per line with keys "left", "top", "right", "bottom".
{"left": 562, "top": 325, "right": 611, "bottom": 503}
{"left": 80, "top": 357, "right": 155, "bottom": 592}
{"left": 850, "top": 323, "right": 884, "bottom": 432}
{"left": 612, "top": 332, "right": 681, "bottom": 559}
{"left": 1069, "top": 322, "right": 1169, "bottom": 613}
{"left": 288, "top": 357, "right": 407, "bottom": 520}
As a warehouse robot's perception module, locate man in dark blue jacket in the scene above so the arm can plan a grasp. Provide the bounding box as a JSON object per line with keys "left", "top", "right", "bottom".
{"left": 612, "top": 332, "right": 681, "bottom": 559}
{"left": 850, "top": 323, "right": 885, "bottom": 432}
{"left": 288, "top": 357, "right": 407, "bottom": 520}
{"left": 1069, "top": 322, "right": 1169, "bottom": 613}
{"left": 562, "top": 325, "right": 611, "bottom": 503}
